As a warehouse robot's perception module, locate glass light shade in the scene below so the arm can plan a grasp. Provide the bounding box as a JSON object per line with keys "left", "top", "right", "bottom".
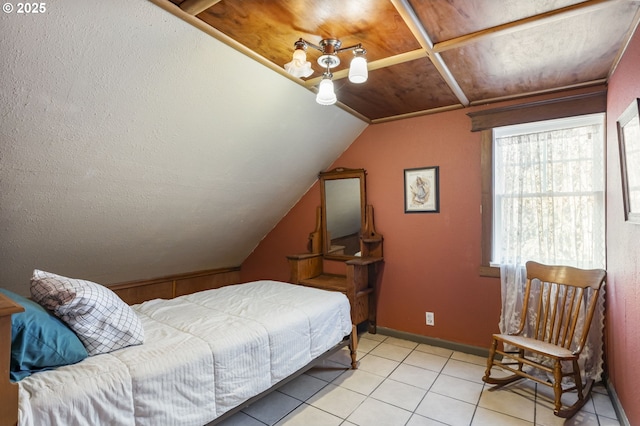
{"left": 348, "top": 56, "right": 368, "bottom": 83}
{"left": 284, "top": 49, "right": 313, "bottom": 78}
{"left": 316, "top": 78, "right": 337, "bottom": 105}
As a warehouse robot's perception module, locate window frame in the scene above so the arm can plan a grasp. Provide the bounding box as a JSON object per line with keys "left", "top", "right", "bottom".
{"left": 470, "top": 90, "right": 607, "bottom": 277}
{"left": 480, "top": 130, "right": 499, "bottom": 277}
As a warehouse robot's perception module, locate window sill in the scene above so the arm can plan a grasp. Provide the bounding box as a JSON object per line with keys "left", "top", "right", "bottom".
{"left": 479, "top": 265, "right": 500, "bottom": 278}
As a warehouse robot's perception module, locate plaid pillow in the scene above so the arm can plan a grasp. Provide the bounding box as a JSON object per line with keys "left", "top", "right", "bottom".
{"left": 30, "top": 270, "right": 144, "bottom": 356}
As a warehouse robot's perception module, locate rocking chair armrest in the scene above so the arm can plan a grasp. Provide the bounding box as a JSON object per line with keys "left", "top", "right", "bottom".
{"left": 572, "top": 344, "right": 586, "bottom": 356}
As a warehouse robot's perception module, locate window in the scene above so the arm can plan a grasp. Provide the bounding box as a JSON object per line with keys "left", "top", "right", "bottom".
{"left": 470, "top": 90, "right": 607, "bottom": 276}
{"left": 491, "top": 114, "right": 605, "bottom": 269}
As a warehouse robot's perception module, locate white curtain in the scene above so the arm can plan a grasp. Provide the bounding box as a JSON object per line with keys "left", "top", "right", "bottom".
{"left": 494, "top": 119, "right": 605, "bottom": 381}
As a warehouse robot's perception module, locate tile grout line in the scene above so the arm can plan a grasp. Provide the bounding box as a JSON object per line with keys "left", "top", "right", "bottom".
{"left": 238, "top": 334, "right": 621, "bottom": 426}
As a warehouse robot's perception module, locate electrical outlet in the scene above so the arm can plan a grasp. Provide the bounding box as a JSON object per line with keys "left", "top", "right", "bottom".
{"left": 426, "top": 312, "right": 435, "bottom": 326}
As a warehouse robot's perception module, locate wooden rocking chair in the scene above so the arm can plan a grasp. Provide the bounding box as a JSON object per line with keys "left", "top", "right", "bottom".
{"left": 483, "top": 261, "right": 606, "bottom": 418}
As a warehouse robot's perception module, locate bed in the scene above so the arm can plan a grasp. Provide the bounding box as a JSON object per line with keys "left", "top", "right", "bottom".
{"left": 0, "top": 273, "right": 356, "bottom": 426}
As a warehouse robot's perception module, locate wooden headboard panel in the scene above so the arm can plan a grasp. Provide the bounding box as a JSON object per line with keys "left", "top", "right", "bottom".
{"left": 108, "top": 266, "right": 241, "bottom": 305}
{"left": 0, "top": 266, "right": 241, "bottom": 426}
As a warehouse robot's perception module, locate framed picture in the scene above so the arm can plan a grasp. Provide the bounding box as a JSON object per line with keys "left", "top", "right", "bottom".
{"left": 617, "top": 98, "right": 640, "bottom": 223}
{"left": 404, "top": 166, "right": 439, "bottom": 213}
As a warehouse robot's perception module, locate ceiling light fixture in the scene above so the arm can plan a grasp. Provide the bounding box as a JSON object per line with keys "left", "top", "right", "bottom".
{"left": 284, "top": 38, "right": 368, "bottom": 106}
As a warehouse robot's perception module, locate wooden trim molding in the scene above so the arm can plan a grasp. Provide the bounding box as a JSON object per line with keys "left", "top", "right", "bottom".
{"left": 390, "top": 0, "right": 470, "bottom": 106}
{"left": 433, "top": 0, "right": 621, "bottom": 54}
{"left": 480, "top": 130, "right": 493, "bottom": 269}
{"left": 479, "top": 129, "right": 501, "bottom": 278}
{"left": 467, "top": 90, "right": 607, "bottom": 132}
{"left": 479, "top": 265, "right": 500, "bottom": 278}
{"left": 178, "top": 0, "right": 222, "bottom": 15}
{"left": 109, "top": 266, "right": 241, "bottom": 305}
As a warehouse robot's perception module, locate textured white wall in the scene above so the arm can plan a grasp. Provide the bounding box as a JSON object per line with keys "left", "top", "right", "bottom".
{"left": 0, "top": 0, "right": 367, "bottom": 294}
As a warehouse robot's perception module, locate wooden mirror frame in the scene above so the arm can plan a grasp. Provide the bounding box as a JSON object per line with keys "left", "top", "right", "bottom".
{"left": 319, "top": 168, "right": 366, "bottom": 260}
{"left": 286, "top": 168, "right": 383, "bottom": 335}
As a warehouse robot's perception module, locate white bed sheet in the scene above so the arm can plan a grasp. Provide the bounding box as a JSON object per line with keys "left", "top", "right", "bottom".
{"left": 17, "top": 280, "right": 352, "bottom": 426}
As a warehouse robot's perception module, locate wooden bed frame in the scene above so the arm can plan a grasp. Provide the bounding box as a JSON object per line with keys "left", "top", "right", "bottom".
{"left": 0, "top": 294, "right": 23, "bottom": 426}
{"left": 0, "top": 267, "right": 358, "bottom": 426}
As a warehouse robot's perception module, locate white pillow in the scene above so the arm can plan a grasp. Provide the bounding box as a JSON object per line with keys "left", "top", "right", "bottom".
{"left": 30, "top": 269, "right": 144, "bottom": 355}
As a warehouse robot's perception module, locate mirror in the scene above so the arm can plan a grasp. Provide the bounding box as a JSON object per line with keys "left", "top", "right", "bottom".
{"left": 320, "top": 168, "right": 366, "bottom": 259}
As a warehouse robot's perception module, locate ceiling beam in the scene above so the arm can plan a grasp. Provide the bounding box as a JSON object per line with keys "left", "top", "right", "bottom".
{"left": 366, "top": 49, "right": 427, "bottom": 72}
{"left": 179, "top": 0, "right": 222, "bottom": 16}
{"left": 371, "top": 104, "right": 464, "bottom": 125}
{"left": 433, "top": 0, "right": 626, "bottom": 53}
{"left": 365, "top": 49, "right": 427, "bottom": 72}
{"left": 390, "top": 0, "right": 470, "bottom": 106}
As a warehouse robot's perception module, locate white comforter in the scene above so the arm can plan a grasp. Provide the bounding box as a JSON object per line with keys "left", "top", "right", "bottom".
{"left": 17, "top": 281, "right": 352, "bottom": 426}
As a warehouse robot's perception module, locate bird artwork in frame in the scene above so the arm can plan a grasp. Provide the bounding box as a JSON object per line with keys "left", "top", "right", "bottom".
{"left": 404, "top": 166, "right": 439, "bottom": 213}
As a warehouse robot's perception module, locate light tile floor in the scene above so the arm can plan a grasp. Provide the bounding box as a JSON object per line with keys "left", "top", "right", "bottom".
{"left": 218, "top": 333, "right": 620, "bottom": 426}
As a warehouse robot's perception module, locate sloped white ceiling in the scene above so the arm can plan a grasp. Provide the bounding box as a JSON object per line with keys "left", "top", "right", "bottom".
{"left": 0, "top": 0, "right": 367, "bottom": 294}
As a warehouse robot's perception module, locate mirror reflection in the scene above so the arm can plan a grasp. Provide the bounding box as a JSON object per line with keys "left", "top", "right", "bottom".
{"left": 325, "top": 178, "right": 362, "bottom": 256}
{"left": 319, "top": 168, "right": 366, "bottom": 259}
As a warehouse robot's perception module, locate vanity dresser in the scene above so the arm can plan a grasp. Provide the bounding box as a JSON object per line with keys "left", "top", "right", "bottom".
{"left": 287, "top": 168, "right": 383, "bottom": 333}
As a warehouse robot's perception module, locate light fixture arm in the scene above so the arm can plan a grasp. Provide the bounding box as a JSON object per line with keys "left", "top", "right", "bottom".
{"left": 336, "top": 43, "right": 365, "bottom": 54}
{"left": 294, "top": 38, "right": 365, "bottom": 57}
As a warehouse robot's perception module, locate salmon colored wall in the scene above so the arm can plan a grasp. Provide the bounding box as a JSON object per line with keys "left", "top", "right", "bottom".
{"left": 241, "top": 39, "right": 640, "bottom": 417}
{"left": 241, "top": 182, "right": 322, "bottom": 282}
{"left": 605, "top": 26, "right": 640, "bottom": 425}
{"left": 242, "top": 86, "right": 613, "bottom": 350}
{"left": 242, "top": 105, "right": 503, "bottom": 348}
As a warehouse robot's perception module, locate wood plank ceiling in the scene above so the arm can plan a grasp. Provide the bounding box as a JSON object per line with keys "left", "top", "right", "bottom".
{"left": 152, "top": 0, "right": 640, "bottom": 123}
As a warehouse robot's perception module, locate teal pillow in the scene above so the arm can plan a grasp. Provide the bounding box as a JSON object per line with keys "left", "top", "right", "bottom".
{"left": 0, "top": 289, "right": 88, "bottom": 381}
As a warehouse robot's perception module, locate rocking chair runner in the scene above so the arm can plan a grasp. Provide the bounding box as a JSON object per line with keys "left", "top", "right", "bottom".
{"left": 483, "top": 261, "right": 606, "bottom": 418}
